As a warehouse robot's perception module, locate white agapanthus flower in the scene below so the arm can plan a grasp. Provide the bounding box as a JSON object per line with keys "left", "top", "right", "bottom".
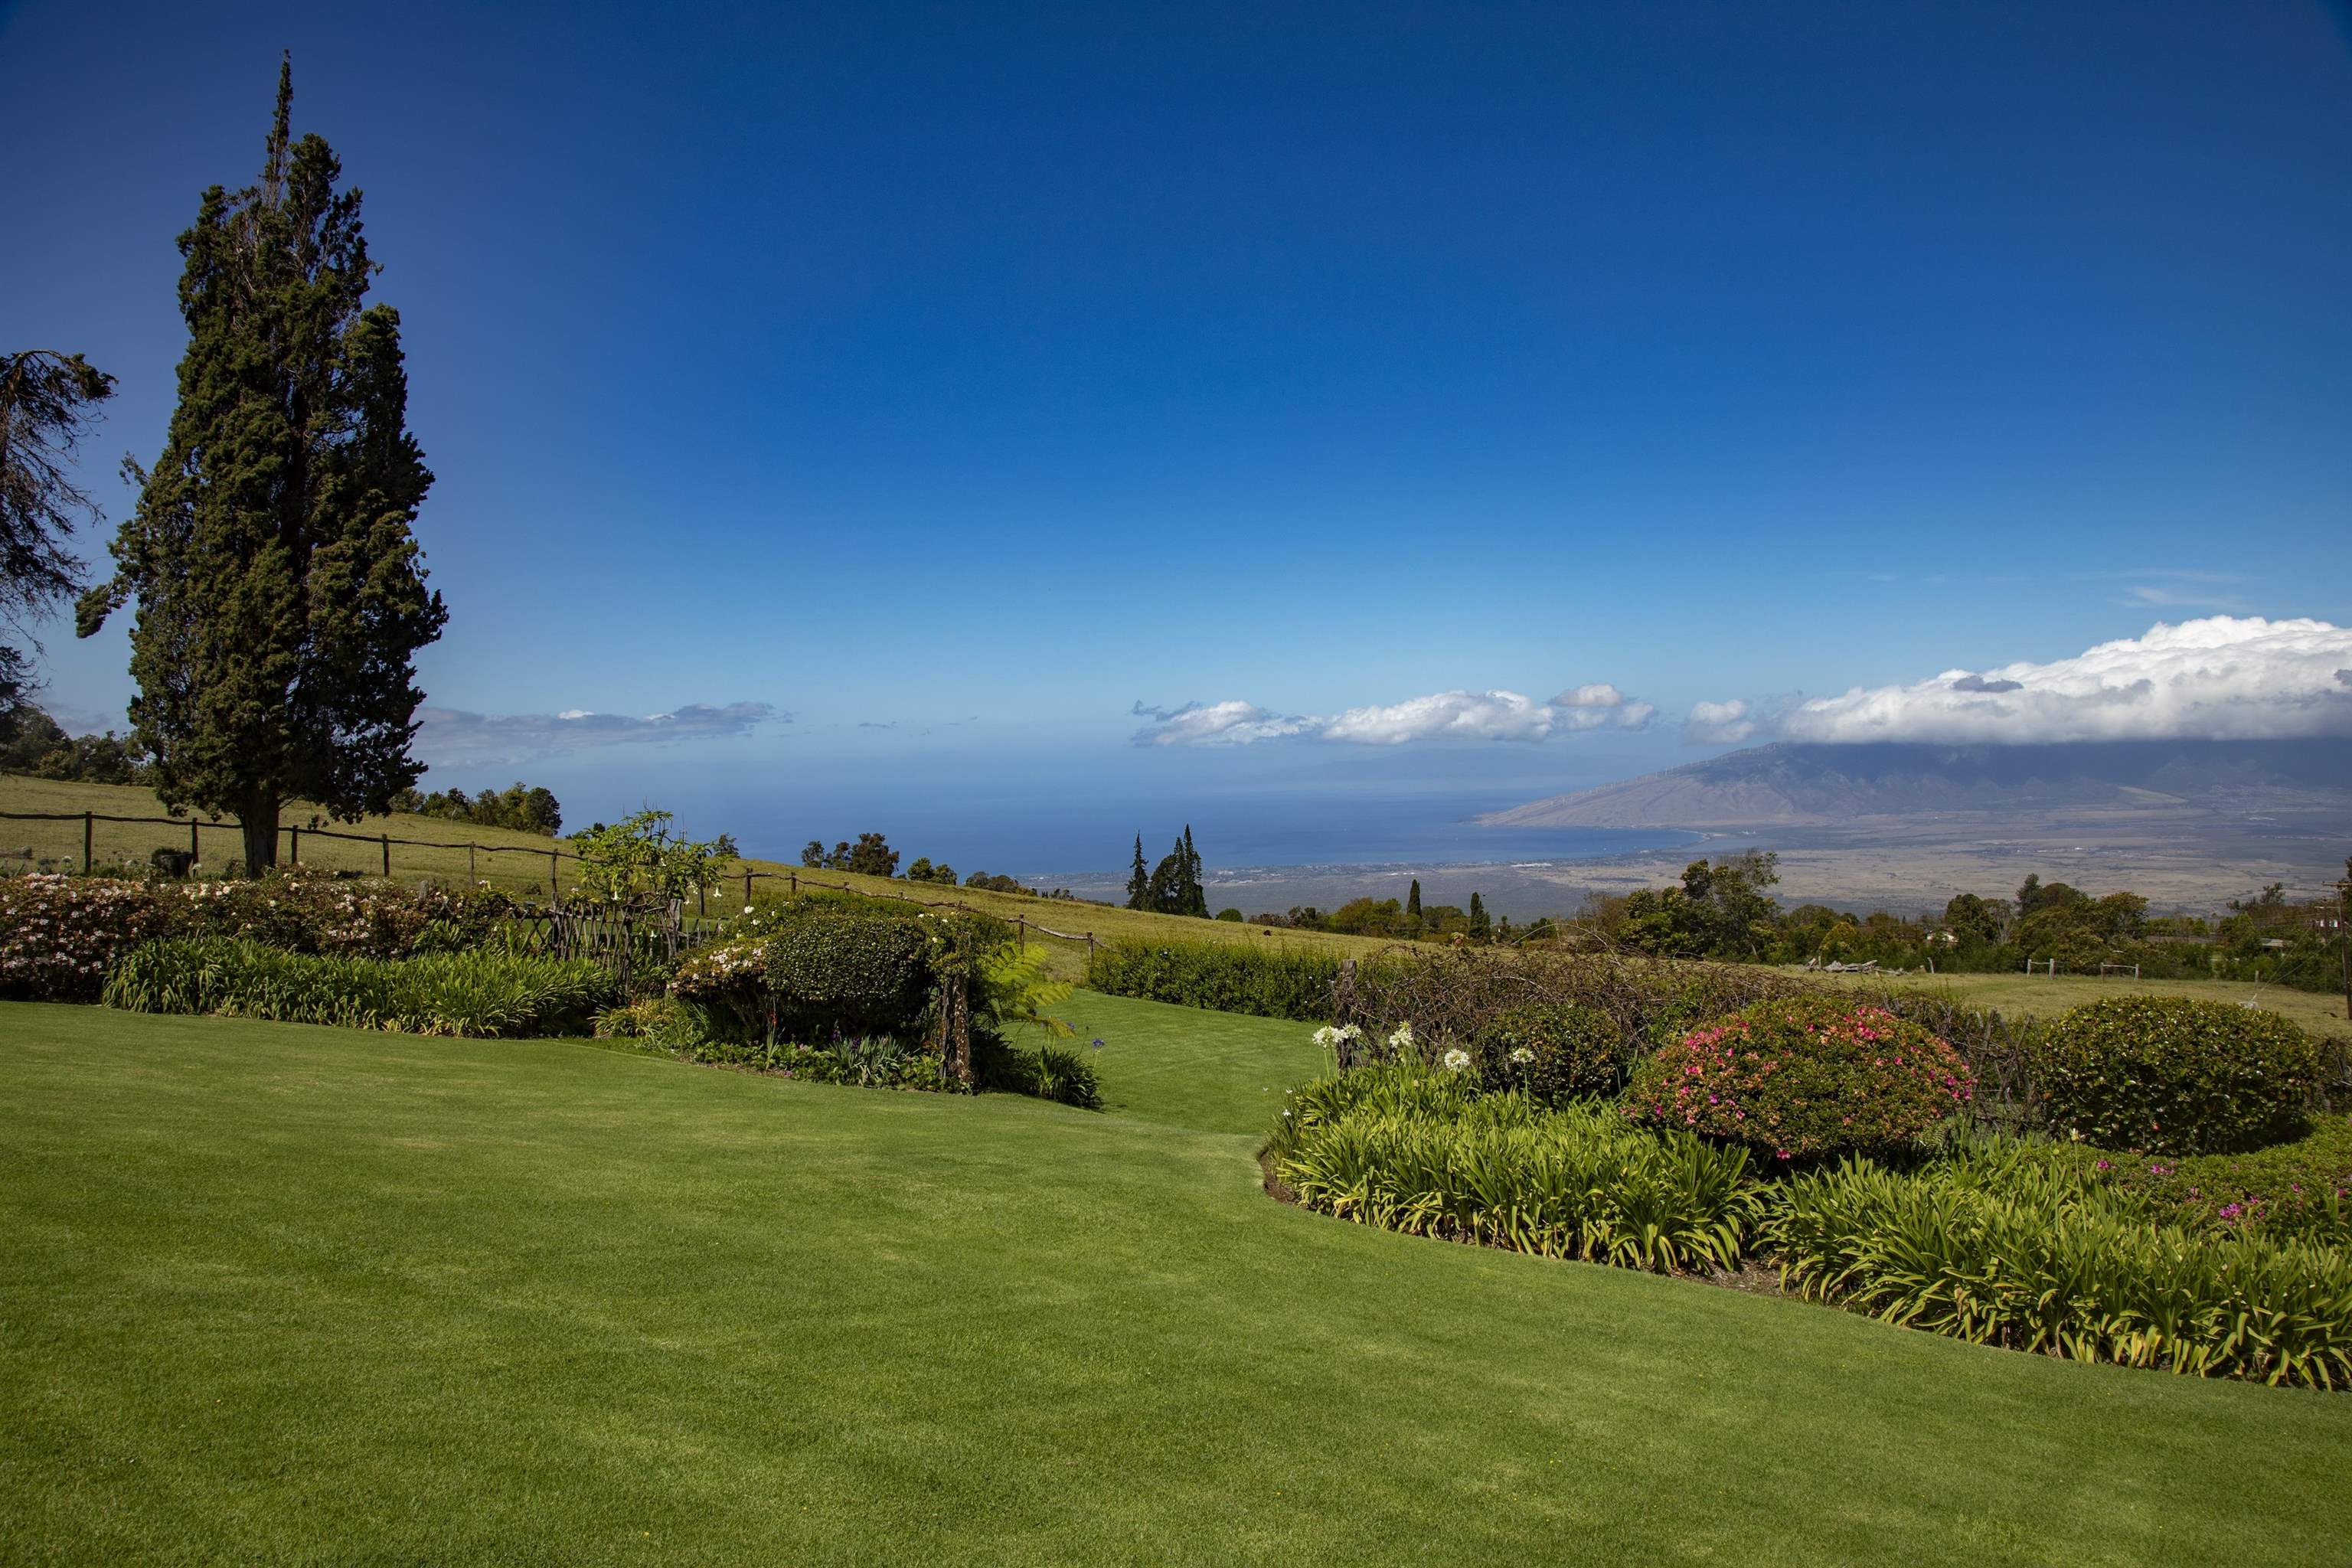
{"left": 1312, "top": 1026, "right": 1340, "bottom": 1049}
{"left": 1509, "top": 1047, "right": 1534, "bottom": 1064}
{"left": 1442, "top": 1047, "right": 1471, "bottom": 1073}
{"left": 1387, "top": 1022, "right": 1415, "bottom": 1052}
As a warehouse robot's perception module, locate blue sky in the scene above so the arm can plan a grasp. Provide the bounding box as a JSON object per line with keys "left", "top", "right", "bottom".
{"left": 5, "top": 1, "right": 2350, "bottom": 861}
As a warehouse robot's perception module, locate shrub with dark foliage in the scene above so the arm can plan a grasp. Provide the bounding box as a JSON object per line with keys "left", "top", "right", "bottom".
{"left": 2029, "top": 995, "right": 2321, "bottom": 1156}
{"left": 1472, "top": 1002, "right": 1628, "bottom": 1104}
{"left": 764, "top": 913, "right": 933, "bottom": 1039}
{"left": 1627, "top": 996, "right": 1972, "bottom": 1162}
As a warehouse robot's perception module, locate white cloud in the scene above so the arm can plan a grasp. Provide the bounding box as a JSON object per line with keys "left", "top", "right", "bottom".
{"left": 1545, "top": 682, "right": 1655, "bottom": 733}
{"left": 1321, "top": 690, "right": 1556, "bottom": 745}
{"left": 416, "top": 701, "right": 782, "bottom": 765}
{"left": 1684, "top": 698, "right": 1759, "bottom": 745}
{"left": 1129, "top": 700, "right": 1313, "bottom": 746}
{"left": 1779, "top": 616, "right": 2352, "bottom": 744}
{"left": 1132, "top": 683, "right": 1653, "bottom": 746}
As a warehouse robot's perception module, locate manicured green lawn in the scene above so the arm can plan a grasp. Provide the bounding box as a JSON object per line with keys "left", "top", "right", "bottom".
{"left": 3, "top": 995, "right": 2347, "bottom": 1566}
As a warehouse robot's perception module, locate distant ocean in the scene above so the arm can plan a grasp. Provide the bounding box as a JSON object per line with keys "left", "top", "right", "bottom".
{"left": 725, "top": 786, "right": 1696, "bottom": 885}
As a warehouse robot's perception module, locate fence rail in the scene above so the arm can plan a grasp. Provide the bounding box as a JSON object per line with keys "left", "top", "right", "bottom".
{"left": 0, "top": 807, "right": 1105, "bottom": 952}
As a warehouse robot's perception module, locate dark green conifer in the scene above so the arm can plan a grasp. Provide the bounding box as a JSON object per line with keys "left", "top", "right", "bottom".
{"left": 1125, "top": 834, "right": 1151, "bottom": 910}
{"left": 1468, "top": 891, "right": 1491, "bottom": 942}
{"left": 78, "top": 59, "right": 445, "bottom": 871}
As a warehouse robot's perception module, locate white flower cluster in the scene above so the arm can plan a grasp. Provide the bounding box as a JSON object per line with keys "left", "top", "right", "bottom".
{"left": 1442, "top": 1047, "right": 1472, "bottom": 1073}
{"left": 1387, "top": 1022, "right": 1415, "bottom": 1053}
{"left": 1311, "top": 1023, "right": 1364, "bottom": 1050}
{"left": 1509, "top": 1047, "right": 1534, "bottom": 1064}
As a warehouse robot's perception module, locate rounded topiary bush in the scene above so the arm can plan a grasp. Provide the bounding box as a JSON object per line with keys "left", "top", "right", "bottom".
{"left": 765, "top": 913, "right": 933, "bottom": 1038}
{"left": 1626, "top": 996, "right": 1972, "bottom": 1163}
{"left": 1472, "top": 1002, "right": 1627, "bottom": 1104}
{"left": 2029, "top": 995, "right": 2320, "bottom": 1155}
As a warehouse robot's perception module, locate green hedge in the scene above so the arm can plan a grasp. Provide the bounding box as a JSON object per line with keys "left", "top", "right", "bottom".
{"left": 1470, "top": 1002, "right": 1627, "bottom": 1103}
{"left": 1082, "top": 938, "right": 1347, "bottom": 1020}
{"left": 2029, "top": 995, "right": 2321, "bottom": 1155}
{"left": 103, "top": 937, "right": 611, "bottom": 1037}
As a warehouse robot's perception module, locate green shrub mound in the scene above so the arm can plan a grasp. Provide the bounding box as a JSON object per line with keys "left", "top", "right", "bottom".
{"left": 1471, "top": 1002, "right": 1626, "bottom": 1103}
{"left": 2029, "top": 995, "right": 2322, "bottom": 1155}
{"left": 1772, "top": 1142, "right": 2352, "bottom": 1390}
{"left": 103, "top": 937, "right": 610, "bottom": 1037}
{"left": 764, "top": 914, "right": 933, "bottom": 1038}
{"left": 1626, "top": 996, "right": 1972, "bottom": 1162}
{"left": 1083, "top": 938, "right": 1347, "bottom": 1021}
{"left": 1269, "top": 1063, "right": 1764, "bottom": 1274}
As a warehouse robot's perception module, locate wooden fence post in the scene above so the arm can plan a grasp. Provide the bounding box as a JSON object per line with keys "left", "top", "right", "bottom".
{"left": 289, "top": 826, "right": 299, "bottom": 865}
{"left": 548, "top": 848, "right": 560, "bottom": 902}
{"left": 191, "top": 819, "right": 201, "bottom": 864}
{"left": 1016, "top": 916, "right": 1025, "bottom": 951}
{"left": 789, "top": 871, "right": 797, "bottom": 896}
{"left": 381, "top": 834, "right": 391, "bottom": 877}
{"left": 744, "top": 869, "right": 754, "bottom": 906}
{"left": 467, "top": 844, "right": 476, "bottom": 882}
{"left": 83, "top": 812, "right": 93, "bottom": 873}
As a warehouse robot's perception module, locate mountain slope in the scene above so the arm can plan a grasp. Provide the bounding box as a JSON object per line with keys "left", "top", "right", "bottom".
{"left": 1476, "top": 739, "right": 2352, "bottom": 830}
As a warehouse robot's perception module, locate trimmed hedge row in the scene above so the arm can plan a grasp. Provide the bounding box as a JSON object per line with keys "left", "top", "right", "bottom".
{"left": 1082, "top": 938, "right": 1355, "bottom": 1021}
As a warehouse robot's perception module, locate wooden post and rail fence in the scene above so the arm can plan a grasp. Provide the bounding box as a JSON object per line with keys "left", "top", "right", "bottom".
{"left": 0, "top": 805, "right": 1104, "bottom": 958}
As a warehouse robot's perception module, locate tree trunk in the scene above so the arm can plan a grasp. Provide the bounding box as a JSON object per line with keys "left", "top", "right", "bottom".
{"left": 241, "top": 790, "right": 279, "bottom": 874}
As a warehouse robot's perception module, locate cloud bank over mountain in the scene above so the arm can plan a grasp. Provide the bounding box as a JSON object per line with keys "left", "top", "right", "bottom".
{"left": 1775, "top": 617, "right": 2352, "bottom": 745}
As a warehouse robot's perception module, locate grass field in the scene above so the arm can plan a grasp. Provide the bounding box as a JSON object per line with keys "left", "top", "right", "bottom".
{"left": 1784, "top": 963, "right": 2352, "bottom": 1039}
{"left": 5, "top": 995, "right": 2350, "bottom": 1566}
{"left": 0, "top": 773, "right": 1411, "bottom": 982}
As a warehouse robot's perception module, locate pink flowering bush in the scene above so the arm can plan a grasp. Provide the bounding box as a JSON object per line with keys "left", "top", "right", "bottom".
{"left": 1626, "top": 995, "right": 1973, "bottom": 1162}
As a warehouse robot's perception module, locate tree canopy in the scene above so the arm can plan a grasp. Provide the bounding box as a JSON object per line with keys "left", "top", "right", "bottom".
{"left": 77, "top": 60, "right": 445, "bottom": 870}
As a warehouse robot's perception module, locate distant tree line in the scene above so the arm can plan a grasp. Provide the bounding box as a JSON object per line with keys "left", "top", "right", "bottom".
{"left": 390, "top": 781, "right": 564, "bottom": 836}
{"left": 1253, "top": 877, "right": 1512, "bottom": 944}
{"left": 802, "top": 831, "right": 1078, "bottom": 899}
{"left": 0, "top": 707, "right": 154, "bottom": 786}
{"left": 1567, "top": 852, "right": 2352, "bottom": 996}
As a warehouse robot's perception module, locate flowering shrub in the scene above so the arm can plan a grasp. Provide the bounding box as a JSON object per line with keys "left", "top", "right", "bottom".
{"left": 2028, "top": 995, "right": 2321, "bottom": 1155}
{"left": 1626, "top": 997, "right": 1972, "bottom": 1162}
{"left": 0, "top": 870, "right": 523, "bottom": 1004}
{"left": 0, "top": 874, "right": 175, "bottom": 1001}
{"left": 1472, "top": 1003, "right": 1626, "bottom": 1105}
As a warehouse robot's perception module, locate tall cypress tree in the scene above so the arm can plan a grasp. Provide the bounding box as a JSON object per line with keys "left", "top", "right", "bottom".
{"left": 1468, "top": 891, "right": 1491, "bottom": 942}
{"left": 1406, "top": 879, "right": 1422, "bottom": 919}
{"left": 79, "top": 60, "right": 445, "bottom": 871}
{"left": 1125, "top": 834, "right": 1150, "bottom": 910}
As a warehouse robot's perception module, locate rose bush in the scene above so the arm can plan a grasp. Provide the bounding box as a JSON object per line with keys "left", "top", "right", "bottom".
{"left": 1626, "top": 996, "right": 1972, "bottom": 1162}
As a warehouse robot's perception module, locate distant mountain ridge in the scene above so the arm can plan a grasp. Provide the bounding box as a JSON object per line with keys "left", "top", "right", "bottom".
{"left": 1476, "top": 739, "right": 2352, "bottom": 830}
